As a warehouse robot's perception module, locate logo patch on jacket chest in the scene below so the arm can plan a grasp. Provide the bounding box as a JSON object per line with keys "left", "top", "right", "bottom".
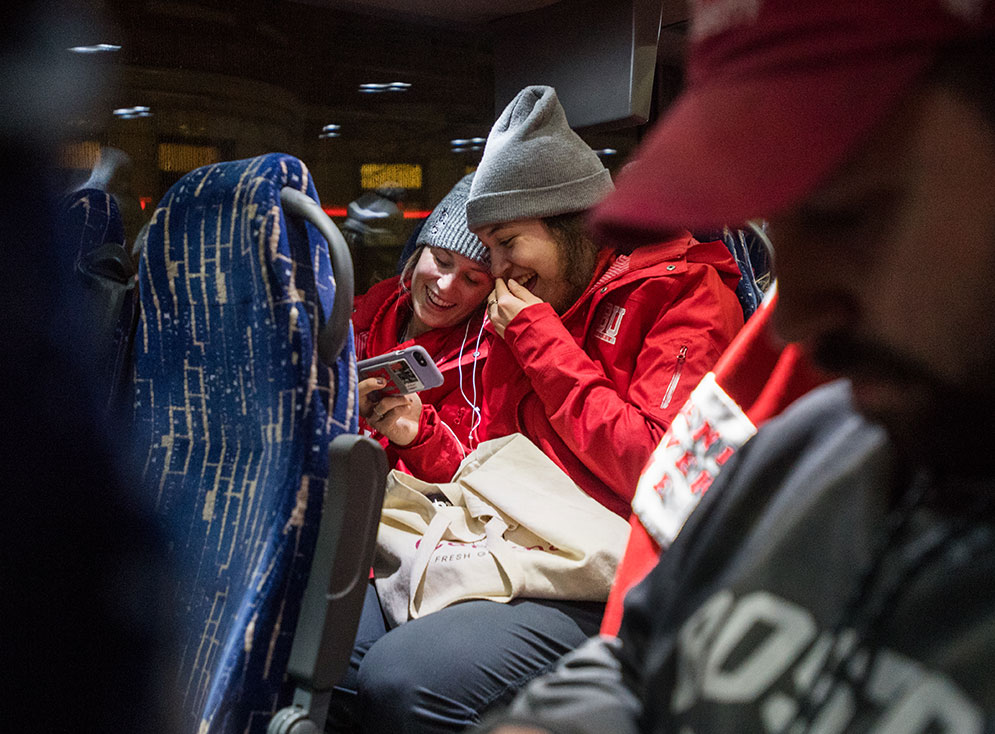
{"left": 594, "top": 302, "right": 626, "bottom": 345}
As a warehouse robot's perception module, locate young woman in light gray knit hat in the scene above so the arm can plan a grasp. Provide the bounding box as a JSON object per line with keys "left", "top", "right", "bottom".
{"left": 467, "top": 84, "right": 615, "bottom": 317}
{"left": 337, "top": 85, "right": 746, "bottom": 734}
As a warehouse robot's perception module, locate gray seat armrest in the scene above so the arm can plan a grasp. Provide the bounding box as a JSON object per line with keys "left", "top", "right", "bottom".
{"left": 270, "top": 434, "right": 388, "bottom": 734}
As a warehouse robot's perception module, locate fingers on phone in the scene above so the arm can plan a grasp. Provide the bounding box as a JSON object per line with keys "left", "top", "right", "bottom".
{"left": 358, "top": 376, "right": 387, "bottom": 394}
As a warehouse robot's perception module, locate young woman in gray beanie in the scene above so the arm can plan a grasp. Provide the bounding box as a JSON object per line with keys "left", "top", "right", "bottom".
{"left": 326, "top": 174, "right": 498, "bottom": 732}
{"left": 338, "top": 86, "right": 746, "bottom": 733}
{"left": 351, "top": 173, "right": 494, "bottom": 470}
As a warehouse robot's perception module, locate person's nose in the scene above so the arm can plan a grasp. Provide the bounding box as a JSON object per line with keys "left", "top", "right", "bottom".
{"left": 436, "top": 271, "right": 456, "bottom": 292}
{"left": 772, "top": 245, "right": 860, "bottom": 348}
{"left": 488, "top": 249, "right": 510, "bottom": 279}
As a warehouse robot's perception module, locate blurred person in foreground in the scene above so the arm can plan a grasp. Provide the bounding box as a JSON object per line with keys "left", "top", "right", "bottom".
{"left": 478, "top": 0, "right": 995, "bottom": 732}
{"left": 1, "top": 2, "right": 177, "bottom": 731}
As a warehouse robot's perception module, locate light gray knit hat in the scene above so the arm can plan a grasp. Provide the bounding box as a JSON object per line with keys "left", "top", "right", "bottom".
{"left": 416, "top": 173, "right": 489, "bottom": 265}
{"left": 465, "top": 85, "right": 614, "bottom": 231}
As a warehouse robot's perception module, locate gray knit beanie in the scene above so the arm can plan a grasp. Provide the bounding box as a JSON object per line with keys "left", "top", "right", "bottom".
{"left": 416, "top": 173, "right": 489, "bottom": 265}
{"left": 465, "top": 85, "right": 614, "bottom": 231}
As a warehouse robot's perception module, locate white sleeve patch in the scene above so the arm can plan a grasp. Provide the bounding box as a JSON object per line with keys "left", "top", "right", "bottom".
{"left": 632, "top": 372, "right": 756, "bottom": 548}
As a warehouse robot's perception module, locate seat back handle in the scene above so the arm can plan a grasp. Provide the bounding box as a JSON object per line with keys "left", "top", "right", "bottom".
{"left": 280, "top": 187, "right": 354, "bottom": 365}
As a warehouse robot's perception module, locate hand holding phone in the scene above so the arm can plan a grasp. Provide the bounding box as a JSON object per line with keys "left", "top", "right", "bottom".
{"left": 357, "top": 346, "right": 435, "bottom": 447}
{"left": 359, "top": 387, "right": 422, "bottom": 447}
{"left": 357, "top": 345, "right": 443, "bottom": 397}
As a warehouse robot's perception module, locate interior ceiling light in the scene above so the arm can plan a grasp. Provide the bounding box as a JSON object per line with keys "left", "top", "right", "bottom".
{"left": 68, "top": 43, "right": 121, "bottom": 53}
{"left": 358, "top": 81, "right": 412, "bottom": 94}
{"left": 113, "top": 106, "right": 152, "bottom": 119}
{"left": 322, "top": 124, "right": 341, "bottom": 132}
{"left": 319, "top": 131, "right": 340, "bottom": 139}
{"left": 594, "top": 148, "right": 618, "bottom": 156}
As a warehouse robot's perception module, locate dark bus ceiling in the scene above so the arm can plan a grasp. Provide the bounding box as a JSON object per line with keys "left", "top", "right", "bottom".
{"left": 292, "top": 0, "right": 568, "bottom": 25}
{"left": 68, "top": 0, "right": 690, "bottom": 244}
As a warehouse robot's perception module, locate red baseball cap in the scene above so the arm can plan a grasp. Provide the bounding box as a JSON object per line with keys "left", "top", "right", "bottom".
{"left": 592, "top": 0, "right": 995, "bottom": 245}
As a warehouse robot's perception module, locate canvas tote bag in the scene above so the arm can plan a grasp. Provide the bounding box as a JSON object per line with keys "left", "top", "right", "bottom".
{"left": 373, "top": 433, "right": 631, "bottom": 627}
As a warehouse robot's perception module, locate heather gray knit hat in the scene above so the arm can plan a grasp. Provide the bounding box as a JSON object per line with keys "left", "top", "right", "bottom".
{"left": 465, "top": 85, "right": 614, "bottom": 231}
{"left": 416, "top": 173, "right": 489, "bottom": 265}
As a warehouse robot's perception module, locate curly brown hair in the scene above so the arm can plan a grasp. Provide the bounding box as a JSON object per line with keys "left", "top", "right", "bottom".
{"left": 541, "top": 212, "right": 601, "bottom": 312}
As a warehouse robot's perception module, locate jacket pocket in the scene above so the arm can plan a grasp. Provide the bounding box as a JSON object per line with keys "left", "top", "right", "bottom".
{"left": 660, "top": 345, "right": 688, "bottom": 409}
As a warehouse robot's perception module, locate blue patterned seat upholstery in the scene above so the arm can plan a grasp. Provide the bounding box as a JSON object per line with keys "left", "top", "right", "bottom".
{"left": 56, "top": 187, "right": 127, "bottom": 261}
{"left": 695, "top": 222, "right": 773, "bottom": 321}
{"left": 55, "top": 188, "right": 137, "bottom": 408}
{"left": 132, "top": 154, "right": 359, "bottom": 734}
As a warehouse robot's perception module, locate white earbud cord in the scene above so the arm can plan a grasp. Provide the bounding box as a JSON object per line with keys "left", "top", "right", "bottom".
{"left": 467, "top": 315, "right": 487, "bottom": 445}
{"left": 456, "top": 312, "right": 487, "bottom": 450}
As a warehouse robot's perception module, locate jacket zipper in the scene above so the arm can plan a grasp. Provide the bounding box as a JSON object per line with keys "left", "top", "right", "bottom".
{"left": 660, "top": 345, "right": 688, "bottom": 409}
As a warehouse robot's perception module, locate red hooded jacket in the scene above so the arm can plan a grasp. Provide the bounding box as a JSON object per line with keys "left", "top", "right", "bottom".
{"left": 396, "top": 232, "right": 745, "bottom": 516}
{"left": 353, "top": 275, "right": 491, "bottom": 470}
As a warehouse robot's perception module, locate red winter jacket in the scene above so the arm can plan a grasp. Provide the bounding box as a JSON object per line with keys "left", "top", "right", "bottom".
{"left": 353, "top": 275, "right": 491, "bottom": 470}
{"left": 396, "top": 232, "right": 744, "bottom": 516}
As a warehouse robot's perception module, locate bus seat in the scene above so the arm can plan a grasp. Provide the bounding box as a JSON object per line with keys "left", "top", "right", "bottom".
{"left": 132, "top": 153, "right": 387, "bottom": 734}
{"left": 57, "top": 187, "right": 127, "bottom": 260}
{"left": 695, "top": 222, "right": 773, "bottom": 321}
{"left": 55, "top": 188, "right": 137, "bottom": 408}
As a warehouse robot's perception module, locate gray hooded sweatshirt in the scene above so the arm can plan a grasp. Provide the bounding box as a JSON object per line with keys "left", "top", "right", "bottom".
{"left": 480, "top": 380, "right": 995, "bottom": 734}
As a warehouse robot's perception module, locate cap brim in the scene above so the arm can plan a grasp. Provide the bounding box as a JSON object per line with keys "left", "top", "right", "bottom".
{"left": 592, "top": 50, "right": 929, "bottom": 246}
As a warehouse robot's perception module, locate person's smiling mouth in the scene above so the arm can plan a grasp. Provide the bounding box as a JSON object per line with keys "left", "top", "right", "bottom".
{"left": 511, "top": 273, "right": 538, "bottom": 293}
{"left": 425, "top": 287, "right": 456, "bottom": 310}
